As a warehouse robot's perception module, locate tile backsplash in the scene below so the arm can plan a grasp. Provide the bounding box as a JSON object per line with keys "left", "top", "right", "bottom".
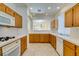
{"left": 70, "top": 27, "right": 79, "bottom": 38}
{"left": 0, "top": 27, "right": 19, "bottom": 37}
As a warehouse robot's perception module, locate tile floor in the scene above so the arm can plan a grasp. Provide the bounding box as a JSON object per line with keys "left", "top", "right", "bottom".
{"left": 22, "top": 43, "right": 59, "bottom": 56}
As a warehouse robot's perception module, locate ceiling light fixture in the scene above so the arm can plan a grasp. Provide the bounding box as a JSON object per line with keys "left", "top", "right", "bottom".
{"left": 57, "top": 7, "right": 60, "bottom": 9}
{"left": 30, "top": 7, "right": 33, "bottom": 10}
{"left": 48, "top": 7, "right": 51, "bottom": 10}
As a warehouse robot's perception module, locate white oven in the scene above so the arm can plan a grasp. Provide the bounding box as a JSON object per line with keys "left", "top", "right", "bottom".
{"left": 2, "top": 40, "right": 20, "bottom": 56}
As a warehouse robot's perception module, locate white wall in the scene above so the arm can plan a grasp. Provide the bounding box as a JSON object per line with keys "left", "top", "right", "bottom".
{"left": 0, "top": 3, "right": 28, "bottom": 37}
{"left": 58, "top": 13, "right": 70, "bottom": 35}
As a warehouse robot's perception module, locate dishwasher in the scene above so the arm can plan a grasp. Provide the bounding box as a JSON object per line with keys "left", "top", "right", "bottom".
{"left": 56, "top": 37, "right": 63, "bottom": 56}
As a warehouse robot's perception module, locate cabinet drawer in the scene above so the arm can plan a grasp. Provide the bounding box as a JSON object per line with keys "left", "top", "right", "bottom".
{"left": 64, "top": 40, "right": 75, "bottom": 50}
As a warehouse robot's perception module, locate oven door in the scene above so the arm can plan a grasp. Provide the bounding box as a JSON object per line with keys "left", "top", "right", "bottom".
{"left": 2, "top": 40, "right": 20, "bottom": 56}
{"left": 3, "top": 45, "right": 20, "bottom": 56}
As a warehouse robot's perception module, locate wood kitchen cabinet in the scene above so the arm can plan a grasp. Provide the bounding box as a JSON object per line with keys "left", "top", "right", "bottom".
{"left": 40, "top": 34, "right": 49, "bottom": 43}
{"left": 29, "top": 34, "right": 40, "bottom": 43}
{"left": 14, "top": 13, "right": 22, "bottom": 28}
{"left": 73, "top": 4, "right": 79, "bottom": 26}
{"left": 65, "top": 4, "right": 79, "bottom": 27}
{"left": 76, "top": 46, "right": 79, "bottom": 56}
{"left": 49, "top": 34, "right": 56, "bottom": 49}
{"left": 0, "top": 3, "right": 6, "bottom": 12}
{"left": 33, "top": 34, "right": 40, "bottom": 43}
{"left": 5, "top": 6, "right": 14, "bottom": 16}
{"left": 65, "top": 8, "right": 73, "bottom": 27}
{"left": 51, "top": 20, "right": 55, "bottom": 28}
{"left": 63, "top": 40, "right": 75, "bottom": 56}
{"left": 0, "top": 3, "right": 22, "bottom": 28}
{"left": 64, "top": 45, "right": 75, "bottom": 56}
{"left": 0, "top": 47, "right": 2, "bottom": 56}
{"left": 0, "top": 3, "right": 14, "bottom": 16}
{"left": 21, "top": 36, "right": 27, "bottom": 55}
{"left": 29, "top": 34, "right": 49, "bottom": 43}
{"left": 51, "top": 19, "right": 58, "bottom": 29}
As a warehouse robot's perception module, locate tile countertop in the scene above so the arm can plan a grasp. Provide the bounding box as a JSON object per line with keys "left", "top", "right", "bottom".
{"left": 51, "top": 32, "right": 79, "bottom": 46}
{"left": 0, "top": 35, "right": 26, "bottom": 47}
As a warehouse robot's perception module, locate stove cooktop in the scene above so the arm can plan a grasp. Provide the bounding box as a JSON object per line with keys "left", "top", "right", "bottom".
{"left": 0, "top": 36, "right": 15, "bottom": 42}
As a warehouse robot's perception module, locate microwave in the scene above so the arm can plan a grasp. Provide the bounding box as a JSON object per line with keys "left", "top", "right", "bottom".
{"left": 0, "top": 11, "right": 15, "bottom": 26}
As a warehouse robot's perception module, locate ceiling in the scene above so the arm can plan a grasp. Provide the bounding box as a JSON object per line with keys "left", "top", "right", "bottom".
{"left": 26, "top": 3, "right": 72, "bottom": 20}
{"left": 13, "top": 3, "right": 74, "bottom": 20}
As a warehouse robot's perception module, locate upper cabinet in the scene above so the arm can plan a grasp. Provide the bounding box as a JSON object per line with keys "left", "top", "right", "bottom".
{"left": 73, "top": 4, "right": 79, "bottom": 26}
{"left": 0, "top": 3, "right": 6, "bottom": 12}
{"left": 65, "top": 4, "right": 79, "bottom": 27}
{"left": 14, "top": 13, "right": 22, "bottom": 28}
{"left": 51, "top": 19, "right": 58, "bottom": 29}
{"left": 0, "top": 3, "right": 22, "bottom": 28}
{"left": 65, "top": 8, "right": 73, "bottom": 27}
{"left": 5, "top": 6, "right": 14, "bottom": 16}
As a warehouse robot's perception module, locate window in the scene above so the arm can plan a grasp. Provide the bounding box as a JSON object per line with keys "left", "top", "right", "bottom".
{"left": 32, "top": 20, "right": 50, "bottom": 31}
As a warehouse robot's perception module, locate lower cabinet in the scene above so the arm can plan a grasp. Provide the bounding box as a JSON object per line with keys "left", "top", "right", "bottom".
{"left": 49, "top": 34, "right": 56, "bottom": 49}
{"left": 29, "top": 34, "right": 40, "bottom": 43}
{"left": 21, "top": 36, "right": 27, "bottom": 55}
{"left": 0, "top": 47, "right": 2, "bottom": 56}
{"left": 64, "top": 45, "right": 75, "bottom": 56}
{"left": 40, "top": 34, "right": 49, "bottom": 43}
{"left": 29, "top": 34, "right": 49, "bottom": 43}
{"left": 63, "top": 40, "right": 75, "bottom": 56}
{"left": 76, "top": 46, "right": 79, "bottom": 56}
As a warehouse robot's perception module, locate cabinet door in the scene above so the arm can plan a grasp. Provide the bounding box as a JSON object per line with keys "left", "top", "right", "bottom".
{"left": 5, "top": 6, "right": 14, "bottom": 16}
{"left": 15, "top": 13, "right": 22, "bottom": 28}
{"left": 51, "top": 20, "right": 55, "bottom": 29}
{"left": 50, "top": 35, "right": 56, "bottom": 49}
{"left": 52, "top": 35, "right": 56, "bottom": 49}
{"left": 0, "top": 47, "right": 2, "bottom": 56}
{"left": 49, "top": 34, "right": 52, "bottom": 43}
{"left": 33, "top": 34, "right": 40, "bottom": 43}
{"left": 29, "top": 34, "right": 34, "bottom": 43}
{"left": 76, "top": 46, "right": 79, "bottom": 56}
{"left": 65, "top": 8, "right": 73, "bottom": 27}
{"left": 21, "top": 36, "right": 27, "bottom": 55}
{"left": 0, "top": 3, "right": 5, "bottom": 12}
{"left": 40, "top": 34, "right": 49, "bottom": 43}
{"left": 64, "top": 45, "right": 75, "bottom": 56}
{"left": 29, "top": 34, "right": 40, "bottom": 43}
{"left": 73, "top": 4, "right": 79, "bottom": 26}
{"left": 64, "top": 40, "right": 75, "bottom": 50}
